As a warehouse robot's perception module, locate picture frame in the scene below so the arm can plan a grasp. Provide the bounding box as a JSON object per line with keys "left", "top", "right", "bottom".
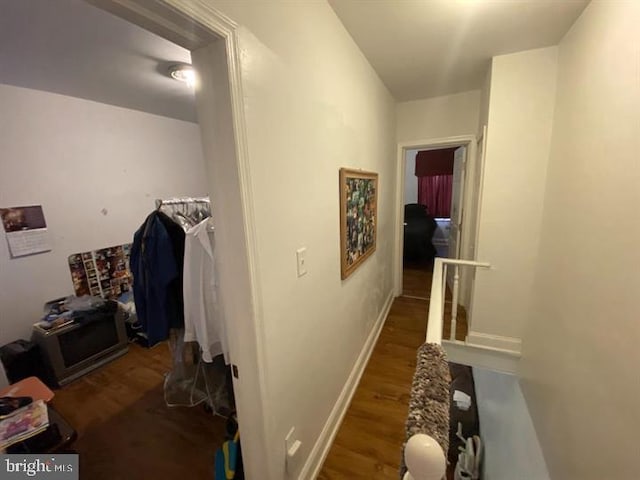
{"left": 339, "top": 168, "right": 378, "bottom": 279}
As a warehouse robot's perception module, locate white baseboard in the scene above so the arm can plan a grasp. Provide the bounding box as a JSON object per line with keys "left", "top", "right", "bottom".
{"left": 299, "top": 290, "right": 394, "bottom": 480}
{"left": 466, "top": 331, "right": 522, "bottom": 353}
{"left": 443, "top": 339, "right": 521, "bottom": 374}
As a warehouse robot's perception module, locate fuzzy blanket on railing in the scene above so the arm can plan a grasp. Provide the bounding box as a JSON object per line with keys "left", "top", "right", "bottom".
{"left": 400, "top": 342, "right": 451, "bottom": 478}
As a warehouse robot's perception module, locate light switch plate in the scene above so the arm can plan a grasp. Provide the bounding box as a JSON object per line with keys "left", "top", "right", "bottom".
{"left": 296, "top": 247, "right": 307, "bottom": 277}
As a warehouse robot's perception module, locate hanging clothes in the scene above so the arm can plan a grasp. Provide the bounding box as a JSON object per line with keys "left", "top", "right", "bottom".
{"left": 130, "top": 211, "right": 185, "bottom": 346}
{"left": 157, "top": 211, "right": 186, "bottom": 324}
{"left": 183, "top": 218, "right": 228, "bottom": 364}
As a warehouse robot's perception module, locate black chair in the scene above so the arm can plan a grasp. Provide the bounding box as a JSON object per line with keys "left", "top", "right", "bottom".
{"left": 403, "top": 203, "right": 437, "bottom": 264}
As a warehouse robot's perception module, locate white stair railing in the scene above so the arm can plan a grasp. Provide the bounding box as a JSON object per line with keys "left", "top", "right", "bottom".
{"left": 427, "top": 258, "right": 491, "bottom": 344}
{"left": 403, "top": 257, "right": 490, "bottom": 480}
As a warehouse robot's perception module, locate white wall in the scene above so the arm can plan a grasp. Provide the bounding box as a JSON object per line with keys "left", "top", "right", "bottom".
{"left": 473, "top": 368, "right": 550, "bottom": 480}
{"left": 201, "top": 2, "right": 397, "bottom": 479}
{"left": 404, "top": 149, "right": 418, "bottom": 205}
{"left": 477, "top": 66, "right": 492, "bottom": 136}
{"left": 396, "top": 92, "right": 480, "bottom": 304}
{"left": 470, "top": 47, "right": 558, "bottom": 347}
{"left": 397, "top": 90, "right": 480, "bottom": 143}
{"left": 191, "top": 38, "right": 273, "bottom": 478}
{"left": 0, "top": 84, "right": 207, "bottom": 344}
{"left": 520, "top": 2, "right": 640, "bottom": 478}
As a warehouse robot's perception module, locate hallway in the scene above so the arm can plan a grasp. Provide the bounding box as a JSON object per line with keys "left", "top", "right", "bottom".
{"left": 318, "top": 294, "right": 464, "bottom": 479}
{"left": 318, "top": 296, "right": 426, "bottom": 478}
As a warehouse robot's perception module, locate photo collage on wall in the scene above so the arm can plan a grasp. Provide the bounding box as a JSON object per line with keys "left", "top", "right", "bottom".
{"left": 68, "top": 244, "right": 132, "bottom": 300}
{"left": 345, "top": 177, "right": 377, "bottom": 264}
{"left": 339, "top": 168, "right": 378, "bottom": 279}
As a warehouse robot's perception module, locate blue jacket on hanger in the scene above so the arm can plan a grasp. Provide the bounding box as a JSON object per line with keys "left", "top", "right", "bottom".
{"left": 130, "top": 211, "right": 182, "bottom": 346}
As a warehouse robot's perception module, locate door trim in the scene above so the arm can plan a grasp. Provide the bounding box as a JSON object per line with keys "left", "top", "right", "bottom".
{"left": 394, "top": 135, "right": 478, "bottom": 297}
{"left": 85, "top": 1, "right": 271, "bottom": 478}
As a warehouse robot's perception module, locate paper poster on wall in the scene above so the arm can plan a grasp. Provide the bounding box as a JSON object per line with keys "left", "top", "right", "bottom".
{"left": 68, "top": 244, "right": 133, "bottom": 300}
{"left": 0, "top": 205, "right": 52, "bottom": 258}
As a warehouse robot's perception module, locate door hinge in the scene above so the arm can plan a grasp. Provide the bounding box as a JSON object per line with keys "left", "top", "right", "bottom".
{"left": 232, "top": 364, "right": 239, "bottom": 379}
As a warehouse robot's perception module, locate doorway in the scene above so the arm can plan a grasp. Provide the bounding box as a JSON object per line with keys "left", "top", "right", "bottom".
{"left": 93, "top": 6, "right": 269, "bottom": 479}
{"left": 401, "top": 145, "right": 468, "bottom": 299}
{"left": 395, "top": 135, "right": 482, "bottom": 311}
{"left": 9, "top": 0, "right": 269, "bottom": 477}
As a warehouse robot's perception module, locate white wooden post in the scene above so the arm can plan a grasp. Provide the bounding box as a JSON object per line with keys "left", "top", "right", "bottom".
{"left": 441, "top": 263, "right": 447, "bottom": 332}
{"left": 426, "top": 258, "right": 444, "bottom": 345}
{"left": 450, "top": 265, "right": 459, "bottom": 341}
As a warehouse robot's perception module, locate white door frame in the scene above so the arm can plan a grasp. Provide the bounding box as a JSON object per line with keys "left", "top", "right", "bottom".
{"left": 394, "top": 135, "right": 478, "bottom": 297}
{"left": 84, "top": 1, "right": 271, "bottom": 478}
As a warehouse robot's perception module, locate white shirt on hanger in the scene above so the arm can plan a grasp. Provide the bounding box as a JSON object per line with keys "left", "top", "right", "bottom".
{"left": 183, "top": 218, "right": 228, "bottom": 363}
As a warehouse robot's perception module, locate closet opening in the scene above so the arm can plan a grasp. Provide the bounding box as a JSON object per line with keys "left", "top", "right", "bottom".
{"left": 0, "top": 0, "right": 265, "bottom": 478}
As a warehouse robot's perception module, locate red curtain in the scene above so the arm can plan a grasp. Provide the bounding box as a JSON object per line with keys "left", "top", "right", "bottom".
{"left": 418, "top": 175, "right": 453, "bottom": 217}
{"left": 415, "top": 148, "right": 456, "bottom": 176}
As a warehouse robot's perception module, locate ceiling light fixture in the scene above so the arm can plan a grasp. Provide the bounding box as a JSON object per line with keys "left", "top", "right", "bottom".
{"left": 169, "top": 64, "right": 195, "bottom": 87}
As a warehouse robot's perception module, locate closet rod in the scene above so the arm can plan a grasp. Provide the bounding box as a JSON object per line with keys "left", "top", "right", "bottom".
{"left": 155, "top": 197, "right": 210, "bottom": 208}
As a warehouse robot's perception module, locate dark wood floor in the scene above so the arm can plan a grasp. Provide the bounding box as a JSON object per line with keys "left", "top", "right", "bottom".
{"left": 318, "top": 296, "right": 427, "bottom": 479}
{"left": 403, "top": 261, "right": 468, "bottom": 340}
{"left": 402, "top": 262, "right": 434, "bottom": 299}
{"left": 52, "top": 265, "right": 463, "bottom": 480}
{"left": 319, "top": 288, "right": 465, "bottom": 478}
{"left": 53, "top": 343, "right": 226, "bottom": 480}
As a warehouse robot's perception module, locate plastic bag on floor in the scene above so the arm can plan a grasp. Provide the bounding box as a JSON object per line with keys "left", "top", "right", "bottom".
{"left": 163, "top": 328, "right": 232, "bottom": 415}
{"left": 164, "top": 329, "right": 206, "bottom": 407}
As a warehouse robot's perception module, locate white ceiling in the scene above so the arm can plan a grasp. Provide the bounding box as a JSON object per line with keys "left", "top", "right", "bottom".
{"left": 0, "top": 0, "right": 196, "bottom": 122}
{"left": 0, "top": 1, "right": 588, "bottom": 119}
{"left": 329, "top": 0, "right": 589, "bottom": 101}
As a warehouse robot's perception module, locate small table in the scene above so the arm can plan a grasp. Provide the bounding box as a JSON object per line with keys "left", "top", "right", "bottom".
{"left": 1, "top": 377, "right": 77, "bottom": 454}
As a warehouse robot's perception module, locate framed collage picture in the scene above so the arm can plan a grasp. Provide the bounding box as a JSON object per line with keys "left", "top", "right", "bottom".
{"left": 339, "top": 168, "right": 378, "bottom": 279}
